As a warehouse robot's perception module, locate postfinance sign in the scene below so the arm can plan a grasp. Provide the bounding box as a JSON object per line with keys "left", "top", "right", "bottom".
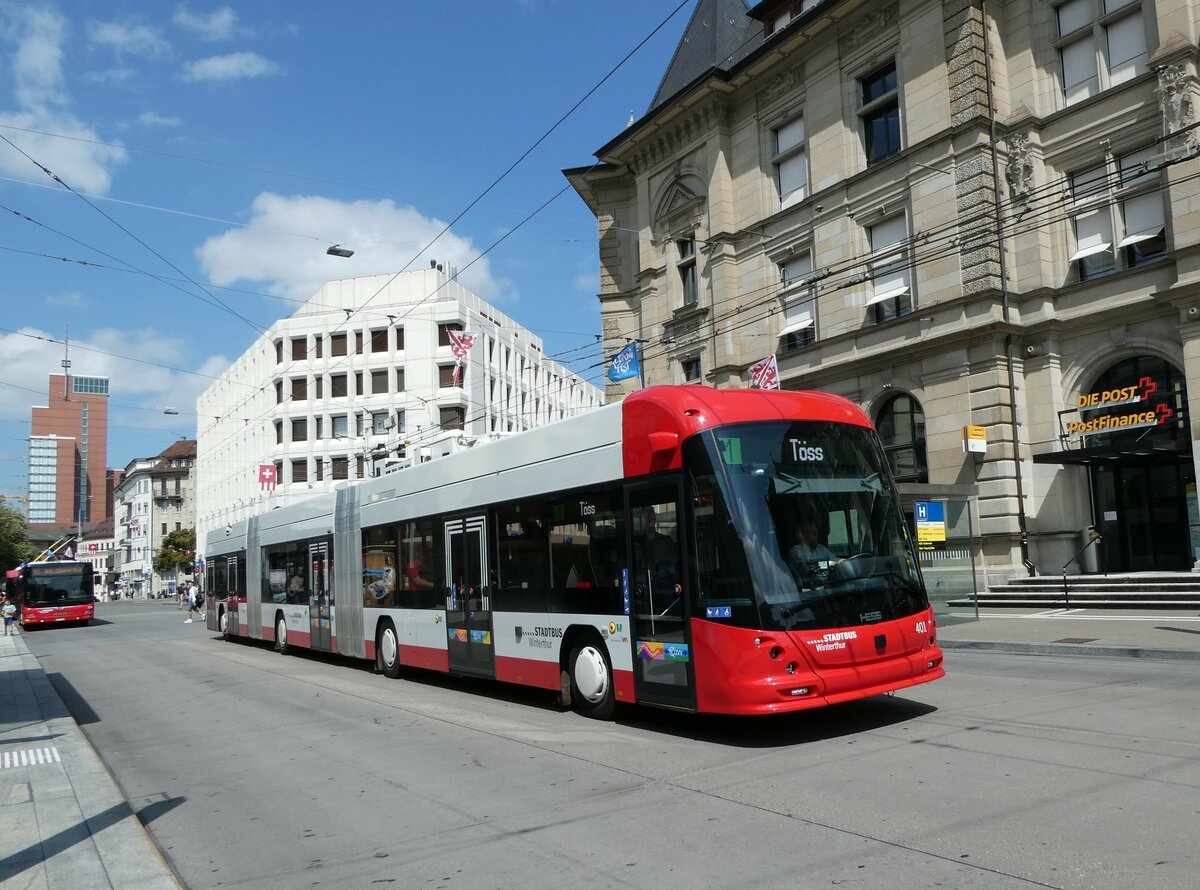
{"left": 1067, "top": 376, "right": 1173, "bottom": 437}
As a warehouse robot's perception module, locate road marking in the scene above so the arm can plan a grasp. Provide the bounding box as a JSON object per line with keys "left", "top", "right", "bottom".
{"left": 1, "top": 747, "right": 61, "bottom": 769}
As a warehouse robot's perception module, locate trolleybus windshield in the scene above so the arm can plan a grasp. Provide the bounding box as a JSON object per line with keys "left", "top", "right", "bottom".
{"left": 684, "top": 420, "right": 928, "bottom": 632}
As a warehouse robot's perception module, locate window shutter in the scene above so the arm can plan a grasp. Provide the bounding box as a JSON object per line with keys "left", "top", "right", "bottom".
{"left": 1106, "top": 13, "right": 1146, "bottom": 85}
{"left": 1119, "top": 193, "right": 1164, "bottom": 245}
{"left": 1061, "top": 38, "right": 1098, "bottom": 104}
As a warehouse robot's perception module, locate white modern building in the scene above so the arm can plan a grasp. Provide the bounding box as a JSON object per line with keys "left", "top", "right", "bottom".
{"left": 195, "top": 268, "right": 603, "bottom": 544}
{"left": 113, "top": 439, "right": 198, "bottom": 598}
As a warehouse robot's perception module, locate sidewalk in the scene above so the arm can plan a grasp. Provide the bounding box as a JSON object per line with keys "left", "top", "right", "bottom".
{"left": 0, "top": 629, "right": 181, "bottom": 889}
{"left": 936, "top": 607, "right": 1200, "bottom": 661}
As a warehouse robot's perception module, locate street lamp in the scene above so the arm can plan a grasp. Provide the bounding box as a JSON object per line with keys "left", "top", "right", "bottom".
{"left": 327, "top": 244, "right": 354, "bottom": 258}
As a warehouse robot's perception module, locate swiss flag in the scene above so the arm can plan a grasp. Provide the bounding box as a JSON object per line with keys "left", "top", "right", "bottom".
{"left": 259, "top": 464, "right": 277, "bottom": 492}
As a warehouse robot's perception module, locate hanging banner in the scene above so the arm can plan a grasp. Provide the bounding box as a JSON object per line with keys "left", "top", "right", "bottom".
{"left": 258, "top": 464, "right": 277, "bottom": 492}
{"left": 748, "top": 355, "right": 780, "bottom": 390}
{"left": 608, "top": 342, "right": 640, "bottom": 382}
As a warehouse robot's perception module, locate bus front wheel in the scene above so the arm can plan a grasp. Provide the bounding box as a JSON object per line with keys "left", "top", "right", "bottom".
{"left": 377, "top": 622, "right": 403, "bottom": 679}
{"left": 569, "top": 638, "right": 615, "bottom": 720}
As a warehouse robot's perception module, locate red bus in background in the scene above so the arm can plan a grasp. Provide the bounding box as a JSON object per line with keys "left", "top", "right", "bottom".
{"left": 5, "top": 561, "right": 95, "bottom": 627}
{"left": 206, "top": 385, "right": 944, "bottom": 718}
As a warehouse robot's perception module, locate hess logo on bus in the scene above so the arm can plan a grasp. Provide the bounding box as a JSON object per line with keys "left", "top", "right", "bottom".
{"left": 788, "top": 440, "right": 824, "bottom": 462}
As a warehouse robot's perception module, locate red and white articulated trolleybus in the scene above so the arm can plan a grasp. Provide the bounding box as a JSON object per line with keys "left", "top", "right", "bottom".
{"left": 206, "top": 385, "right": 944, "bottom": 718}
{"left": 5, "top": 561, "right": 95, "bottom": 628}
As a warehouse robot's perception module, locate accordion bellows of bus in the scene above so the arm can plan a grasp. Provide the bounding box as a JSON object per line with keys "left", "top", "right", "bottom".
{"left": 205, "top": 385, "right": 944, "bottom": 718}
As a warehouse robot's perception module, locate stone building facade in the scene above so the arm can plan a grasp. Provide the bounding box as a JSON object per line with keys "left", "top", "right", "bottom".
{"left": 566, "top": 0, "right": 1200, "bottom": 582}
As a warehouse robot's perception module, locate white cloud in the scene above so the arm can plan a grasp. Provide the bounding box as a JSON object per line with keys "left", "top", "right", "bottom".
{"left": 86, "top": 20, "right": 170, "bottom": 59}
{"left": 180, "top": 51, "right": 279, "bottom": 82}
{"left": 195, "top": 192, "right": 514, "bottom": 306}
{"left": 8, "top": 7, "right": 68, "bottom": 110}
{"left": 136, "top": 111, "right": 183, "bottom": 127}
{"left": 0, "top": 326, "right": 214, "bottom": 444}
{"left": 0, "top": 111, "right": 127, "bottom": 192}
{"left": 173, "top": 5, "right": 245, "bottom": 42}
{"left": 0, "top": 5, "right": 128, "bottom": 193}
{"left": 44, "top": 291, "right": 87, "bottom": 309}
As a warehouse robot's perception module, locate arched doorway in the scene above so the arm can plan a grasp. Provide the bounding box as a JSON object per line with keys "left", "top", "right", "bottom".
{"left": 1081, "top": 356, "right": 1193, "bottom": 572}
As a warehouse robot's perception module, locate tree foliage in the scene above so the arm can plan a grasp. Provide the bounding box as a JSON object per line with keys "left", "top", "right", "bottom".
{"left": 0, "top": 503, "right": 35, "bottom": 570}
{"left": 155, "top": 527, "right": 196, "bottom": 576}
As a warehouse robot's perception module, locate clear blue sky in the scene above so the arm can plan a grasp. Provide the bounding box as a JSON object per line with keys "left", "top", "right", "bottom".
{"left": 0, "top": 0, "right": 695, "bottom": 499}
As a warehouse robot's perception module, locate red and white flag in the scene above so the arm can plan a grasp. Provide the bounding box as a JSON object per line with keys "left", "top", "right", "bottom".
{"left": 749, "top": 355, "right": 780, "bottom": 390}
{"left": 258, "top": 464, "right": 277, "bottom": 492}
{"left": 447, "top": 329, "right": 476, "bottom": 385}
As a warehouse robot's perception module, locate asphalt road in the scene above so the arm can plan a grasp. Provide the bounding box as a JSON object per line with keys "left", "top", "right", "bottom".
{"left": 24, "top": 600, "right": 1200, "bottom": 889}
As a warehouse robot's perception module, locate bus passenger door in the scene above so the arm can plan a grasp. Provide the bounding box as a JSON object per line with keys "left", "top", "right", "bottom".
{"left": 308, "top": 542, "right": 332, "bottom": 652}
{"left": 626, "top": 482, "right": 695, "bottom": 711}
{"left": 444, "top": 515, "right": 494, "bottom": 678}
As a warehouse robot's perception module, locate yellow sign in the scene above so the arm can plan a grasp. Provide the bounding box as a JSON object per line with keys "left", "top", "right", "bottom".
{"left": 962, "top": 425, "right": 986, "bottom": 454}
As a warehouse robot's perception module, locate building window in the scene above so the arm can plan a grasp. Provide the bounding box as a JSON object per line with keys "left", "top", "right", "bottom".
{"left": 876, "top": 394, "right": 928, "bottom": 483}
{"left": 682, "top": 356, "right": 701, "bottom": 383}
{"left": 291, "top": 418, "right": 307, "bottom": 442}
{"left": 440, "top": 406, "right": 465, "bottom": 430}
{"left": 867, "top": 215, "right": 912, "bottom": 323}
{"left": 314, "top": 377, "right": 323, "bottom": 399}
{"left": 370, "top": 329, "right": 388, "bottom": 352}
{"left": 773, "top": 116, "right": 807, "bottom": 209}
{"left": 355, "top": 332, "right": 364, "bottom": 355}
{"left": 439, "top": 365, "right": 464, "bottom": 388}
{"left": 677, "top": 237, "right": 698, "bottom": 307}
{"left": 395, "top": 368, "right": 405, "bottom": 392}
{"left": 315, "top": 460, "right": 324, "bottom": 482}
{"left": 395, "top": 327, "right": 405, "bottom": 350}
{"left": 372, "top": 412, "right": 391, "bottom": 434}
{"left": 395, "top": 410, "right": 405, "bottom": 432}
{"left": 291, "top": 377, "right": 307, "bottom": 401}
{"left": 292, "top": 459, "right": 308, "bottom": 484}
{"left": 315, "top": 417, "right": 323, "bottom": 439}
{"left": 314, "top": 336, "right": 323, "bottom": 359}
{"left": 331, "top": 333, "right": 347, "bottom": 357}
{"left": 860, "top": 60, "right": 900, "bottom": 165}
{"left": 275, "top": 420, "right": 283, "bottom": 445}
{"left": 1070, "top": 164, "right": 1115, "bottom": 280}
{"left": 778, "top": 251, "right": 815, "bottom": 350}
{"left": 1118, "top": 148, "right": 1166, "bottom": 267}
{"left": 331, "top": 374, "right": 347, "bottom": 398}
{"left": 1069, "top": 146, "right": 1166, "bottom": 280}
{"left": 331, "top": 415, "right": 348, "bottom": 438}
{"left": 1056, "top": 0, "right": 1146, "bottom": 107}
{"left": 331, "top": 457, "right": 349, "bottom": 480}
{"left": 371, "top": 369, "right": 388, "bottom": 394}
{"left": 275, "top": 380, "right": 283, "bottom": 404}
{"left": 274, "top": 340, "right": 283, "bottom": 364}
{"left": 438, "top": 323, "right": 463, "bottom": 347}
{"left": 291, "top": 337, "right": 307, "bottom": 361}
{"left": 355, "top": 372, "right": 363, "bottom": 396}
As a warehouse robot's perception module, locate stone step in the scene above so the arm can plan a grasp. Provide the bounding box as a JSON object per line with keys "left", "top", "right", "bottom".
{"left": 952, "top": 589, "right": 1200, "bottom": 609}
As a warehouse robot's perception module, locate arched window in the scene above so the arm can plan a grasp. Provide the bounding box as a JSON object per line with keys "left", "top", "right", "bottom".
{"left": 876, "top": 394, "right": 928, "bottom": 483}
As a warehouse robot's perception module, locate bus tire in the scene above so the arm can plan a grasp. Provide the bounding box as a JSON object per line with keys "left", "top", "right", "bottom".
{"left": 275, "top": 614, "right": 289, "bottom": 655}
{"left": 568, "top": 636, "right": 615, "bottom": 720}
{"left": 377, "top": 622, "right": 403, "bottom": 679}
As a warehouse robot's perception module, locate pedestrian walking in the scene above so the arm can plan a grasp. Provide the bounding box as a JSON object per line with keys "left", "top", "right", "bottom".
{"left": 2, "top": 594, "right": 16, "bottom": 635}
{"left": 184, "top": 583, "right": 198, "bottom": 623}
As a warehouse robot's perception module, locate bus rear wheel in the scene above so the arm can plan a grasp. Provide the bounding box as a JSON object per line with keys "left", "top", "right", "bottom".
{"left": 275, "top": 615, "right": 289, "bottom": 655}
{"left": 377, "top": 622, "right": 403, "bottom": 679}
{"left": 569, "top": 638, "right": 615, "bottom": 720}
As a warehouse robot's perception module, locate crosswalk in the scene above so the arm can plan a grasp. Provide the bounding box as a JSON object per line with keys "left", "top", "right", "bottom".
{"left": 0, "top": 747, "right": 61, "bottom": 769}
